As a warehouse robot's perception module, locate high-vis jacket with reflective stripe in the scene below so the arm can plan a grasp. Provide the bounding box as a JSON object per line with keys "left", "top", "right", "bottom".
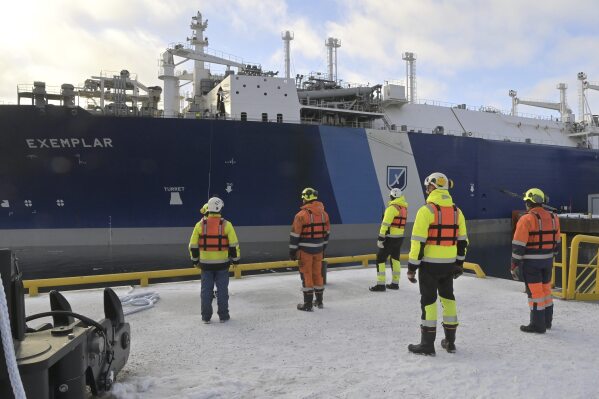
{"left": 290, "top": 201, "right": 330, "bottom": 255}
{"left": 378, "top": 196, "right": 409, "bottom": 239}
{"left": 511, "top": 207, "right": 561, "bottom": 267}
{"left": 189, "top": 214, "right": 240, "bottom": 264}
{"left": 409, "top": 189, "right": 468, "bottom": 265}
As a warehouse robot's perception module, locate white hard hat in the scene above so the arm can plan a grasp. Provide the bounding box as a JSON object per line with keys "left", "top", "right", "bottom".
{"left": 389, "top": 188, "right": 403, "bottom": 198}
{"left": 206, "top": 197, "right": 224, "bottom": 213}
{"left": 423, "top": 172, "right": 453, "bottom": 190}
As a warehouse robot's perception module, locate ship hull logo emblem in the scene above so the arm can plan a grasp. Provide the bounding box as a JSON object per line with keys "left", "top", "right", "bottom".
{"left": 387, "top": 166, "right": 407, "bottom": 190}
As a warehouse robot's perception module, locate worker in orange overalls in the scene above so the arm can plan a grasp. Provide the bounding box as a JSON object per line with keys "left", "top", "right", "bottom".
{"left": 289, "top": 188, "right": 331, "bottom": 311}
{"left": 511, "top": 188, "right": 561, "bottom": 333}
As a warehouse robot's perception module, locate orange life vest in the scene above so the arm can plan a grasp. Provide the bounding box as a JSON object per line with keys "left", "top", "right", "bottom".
{"left": 198, "top": 217, "right": 229, "bottom": 251}
{"left": 300, "top": 209, "right": 328, "bottom": 240}
{"left": 426, "top": 203, "right": 459, "bottom": 246}
{"left": 390, "top": 205, "right": 407, "bottom": 228}
{"left": 526, "top": 210, "right": 559, "bottom": 250}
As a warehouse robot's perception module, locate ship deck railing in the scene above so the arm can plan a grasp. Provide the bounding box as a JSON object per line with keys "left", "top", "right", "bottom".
{"left": 22, "top": 254, "right": 486, "bottom": 297}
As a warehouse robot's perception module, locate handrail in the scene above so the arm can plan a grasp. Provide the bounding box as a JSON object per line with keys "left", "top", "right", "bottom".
{"left": 566, "top": 234, "right": 599, "bottom": 300}
{"left": 551, "top": 234, "right": 568, "bottom": 298}
{"left": 22, "top": 254, "right": 485, "bottom": 297}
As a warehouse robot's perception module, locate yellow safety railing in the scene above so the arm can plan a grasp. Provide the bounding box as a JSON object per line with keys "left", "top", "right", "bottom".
{"left": 551, "top": 234, "right": 568, "bottom": 298}
{"left": 23, "top": 253, "right": 485, "bottom": 297}
{"left": 564, "top": 234, "right": 599, "bottom": 300}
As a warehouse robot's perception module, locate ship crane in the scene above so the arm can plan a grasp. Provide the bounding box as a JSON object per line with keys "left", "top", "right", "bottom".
{"left": 509, "top": 83, "right": 573, "bottom": 122}
{"left": 571, "top": 72, "right": 599, "bottom": 140}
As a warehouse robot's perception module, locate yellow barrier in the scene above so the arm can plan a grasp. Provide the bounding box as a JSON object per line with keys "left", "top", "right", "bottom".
{"left": 565, "top": 234, "right": 599, "bottom": 300}
{"left": 23, "top": 253, "right": 485, "bottom": 297}
{"left": 551, "top": 234, "right": 568, "bottom": 298}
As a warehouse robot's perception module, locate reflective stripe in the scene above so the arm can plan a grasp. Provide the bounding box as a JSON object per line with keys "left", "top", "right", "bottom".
{"left": 200, "top": 259, "right": 229, "bottom": 264}
{"left": 511, "top": 254, "right": 523, "bottom": 260}
{"left": 290, "top": 232, "right": 300, "bottom": 237}
{"left": 512, "top": 240, "right": 527, "bottom": 247}
{"left": 529, "top": 297, "right": 545, "bottom": 303}
{"left": 289, "top": 244, "right": 298, "bottom": 249}
{"left": 456, "top": 255, "right": 465, "bottom": 260}
{"left": 301, "top": 287, "right": 314, "bottom": 292}
{"left": 387, "top": 234, "right": 403, "bottom": 238}
{"left": 422, "top": 256, "right": 456, "bottom": 263}
{"left": 443, "top": 315, "right": 458, "bottom": 323}
{"left": 189, "top": 243, "right": 199, "bottom": 248}
{"left": 231, "top": 257, "right": 240, "bottom": 261}
{"left": 457, "top": 235, "right": 468, "bottom": 241}
{"left": 299, "top": 242, "right": 324, "bottom": 248}
{"left": 522, "top": 253, "right": 554, "bottom": 260}
{"left": 412, "top": 236, "right": 427, "bottom": 243}
{"left": 190, "top": 256, "right": 199, "bottom": 261}
{"left": 422, "top": 320, "right": 437, "bottom": 327}
{"left": 528, "top": 303, "right": 545, "bottom": 310}
{"left": 229, "top": 242, "right": 238, "bottom": 247}
{"left": 382, "top": 222, "right": 391, "bottom": 227}
{"left": 313, "top": 285, "right": 324, "bottom": 290}
{"left": 392, "top": 272, "right": 401, "bottom": 277}
{"left": 409, "top": 258, "right": 421, "bottom": 265}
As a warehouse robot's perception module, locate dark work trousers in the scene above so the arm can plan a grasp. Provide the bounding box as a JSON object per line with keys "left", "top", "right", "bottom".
{"left": 200, "top": 266, "right": 230, "bottom": 321}
{"left": 376, "top": 237, "right": 403, "bottom": 265}
{"left": 418, "top": 262, "right": 456, "bottom": 321}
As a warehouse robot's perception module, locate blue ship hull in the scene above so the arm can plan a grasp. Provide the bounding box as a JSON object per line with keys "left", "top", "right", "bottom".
{"left": 1, "top": 105, "right": 598, "bottom": 278}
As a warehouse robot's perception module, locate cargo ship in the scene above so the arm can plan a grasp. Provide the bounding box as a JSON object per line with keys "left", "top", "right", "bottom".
{"left": 1, "top": 11, "right": 598, "bottom": 278}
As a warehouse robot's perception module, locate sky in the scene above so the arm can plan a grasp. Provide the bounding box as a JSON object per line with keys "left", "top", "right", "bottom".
{"left": 2, "top": 0, "right": 599, "bottom": 119}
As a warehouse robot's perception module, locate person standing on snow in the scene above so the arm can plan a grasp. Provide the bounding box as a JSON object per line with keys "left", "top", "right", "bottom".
{"left": 406, "top": 173, "right": 468, "bottom": 355}
{"left": 370, "top": 187, "right": 408, "bottom": 292}
{"left": 189, "top": 197, "right": 240, "bottom": 324}
{"left": 289, "top": 188, "right": 330, "bottom": 311}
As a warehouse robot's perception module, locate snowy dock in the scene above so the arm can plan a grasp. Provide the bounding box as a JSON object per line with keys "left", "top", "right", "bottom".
{"left": 24, "top": 267, "right": 599, "bottom": 399}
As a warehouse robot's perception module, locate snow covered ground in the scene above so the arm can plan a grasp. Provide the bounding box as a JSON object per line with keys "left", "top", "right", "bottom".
{"left": 23, "top": 267, "right": 599, "bottom": 399}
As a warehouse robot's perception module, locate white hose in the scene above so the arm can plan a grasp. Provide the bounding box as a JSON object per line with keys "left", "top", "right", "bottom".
{"left": 0, "top": 280, "right": 26, "bottom": 399}
{"left": 119, "top": 289, "right": 160, "bottom": 316}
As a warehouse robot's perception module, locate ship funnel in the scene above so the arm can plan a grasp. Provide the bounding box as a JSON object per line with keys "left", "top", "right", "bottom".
{"left": 325, "top": 37, "right": 341, "bottom": 82}
{"left": 282, "top": 31, "right": 294, "bottom": 79}
{"left": 402, "top": 52, "right": 417, "bottom": 104}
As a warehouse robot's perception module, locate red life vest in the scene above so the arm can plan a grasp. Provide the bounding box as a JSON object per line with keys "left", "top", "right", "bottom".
{"left": 426, "top": 203, "right": 459, "bottom": 246}
{"left": 526, "top": 210, "right": 559, "bottom": 250}
{"left": 390, "top": 205, "right": 407, "bottom": 228}
{"left": 300, "top": 209, "right": 328, "bottom": 240}
{"left": 198, "top": 217, "right": 229, "bottom": 251}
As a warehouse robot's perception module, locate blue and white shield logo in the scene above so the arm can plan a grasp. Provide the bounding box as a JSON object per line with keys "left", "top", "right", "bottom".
{"left": 387, "top": 166, "right": 407, "bottom": 190}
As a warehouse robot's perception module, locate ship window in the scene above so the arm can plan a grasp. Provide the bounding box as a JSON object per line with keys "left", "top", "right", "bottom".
{"left": 262, "top": 113, "right": 268, "bottom": 122}
{"left": 277, "top": 114, "right": 283, "bottom": 123}
{"left": 257, "top": 85, "right": 261, "bottom": 88}
{"left": 236, "top": 91, "right": 239, "bottom": 94}
{"left": 241, "top": 112, "right": 247, "bottom": 121}
{"left": 284, "top": 93, "right": 288, "bottom": 97}
{"left": 243, "top": 84, "right": 246, "bottom": 87}
{"left": 277, "top": 86, "right": 281, "bottom": 89}
{"left": 264, "top": 92, "right": 267, "bottom": 96}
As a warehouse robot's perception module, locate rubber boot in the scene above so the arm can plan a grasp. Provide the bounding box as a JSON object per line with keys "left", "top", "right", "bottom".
{"left": 520, "top": 309, "right": 546, "bottom": 333}
{"left": 297, "top": 291, "right": 314, "bottom": 312}
{"left": 314, "top": 289, "right": 324, "bottom": 309}
{"left": 545, "top": 305, "right": 553, "bottom": 330}
{"left": 408, "top": 326, "right": 436, "bottom": 356}
{"left": 369, "top": 284, "right": 386, "bottom": 292}
{"left": 385, "top": 283, "right": 399, "bottom": 290}
{"left": 441, "top": 323, "right": 457, "bottom": 353}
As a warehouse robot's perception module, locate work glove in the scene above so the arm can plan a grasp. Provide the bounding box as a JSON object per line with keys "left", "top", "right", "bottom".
{"left": 192, "top": 260, "right": 199, "bottom": 268}
{"left": 376, "top": 237, "right": 385, "bottom": 249}
{"left": 289, "top": 250, "right": 297, "bottom": 261}
{"left": 407, "top": 263, "right": 418, "bottom": 283}
{"left": 510, "top": 263, "right": 520, "bottom": 281}
{"left": 453, "top": 265, "right": 464, "bottom": 279}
